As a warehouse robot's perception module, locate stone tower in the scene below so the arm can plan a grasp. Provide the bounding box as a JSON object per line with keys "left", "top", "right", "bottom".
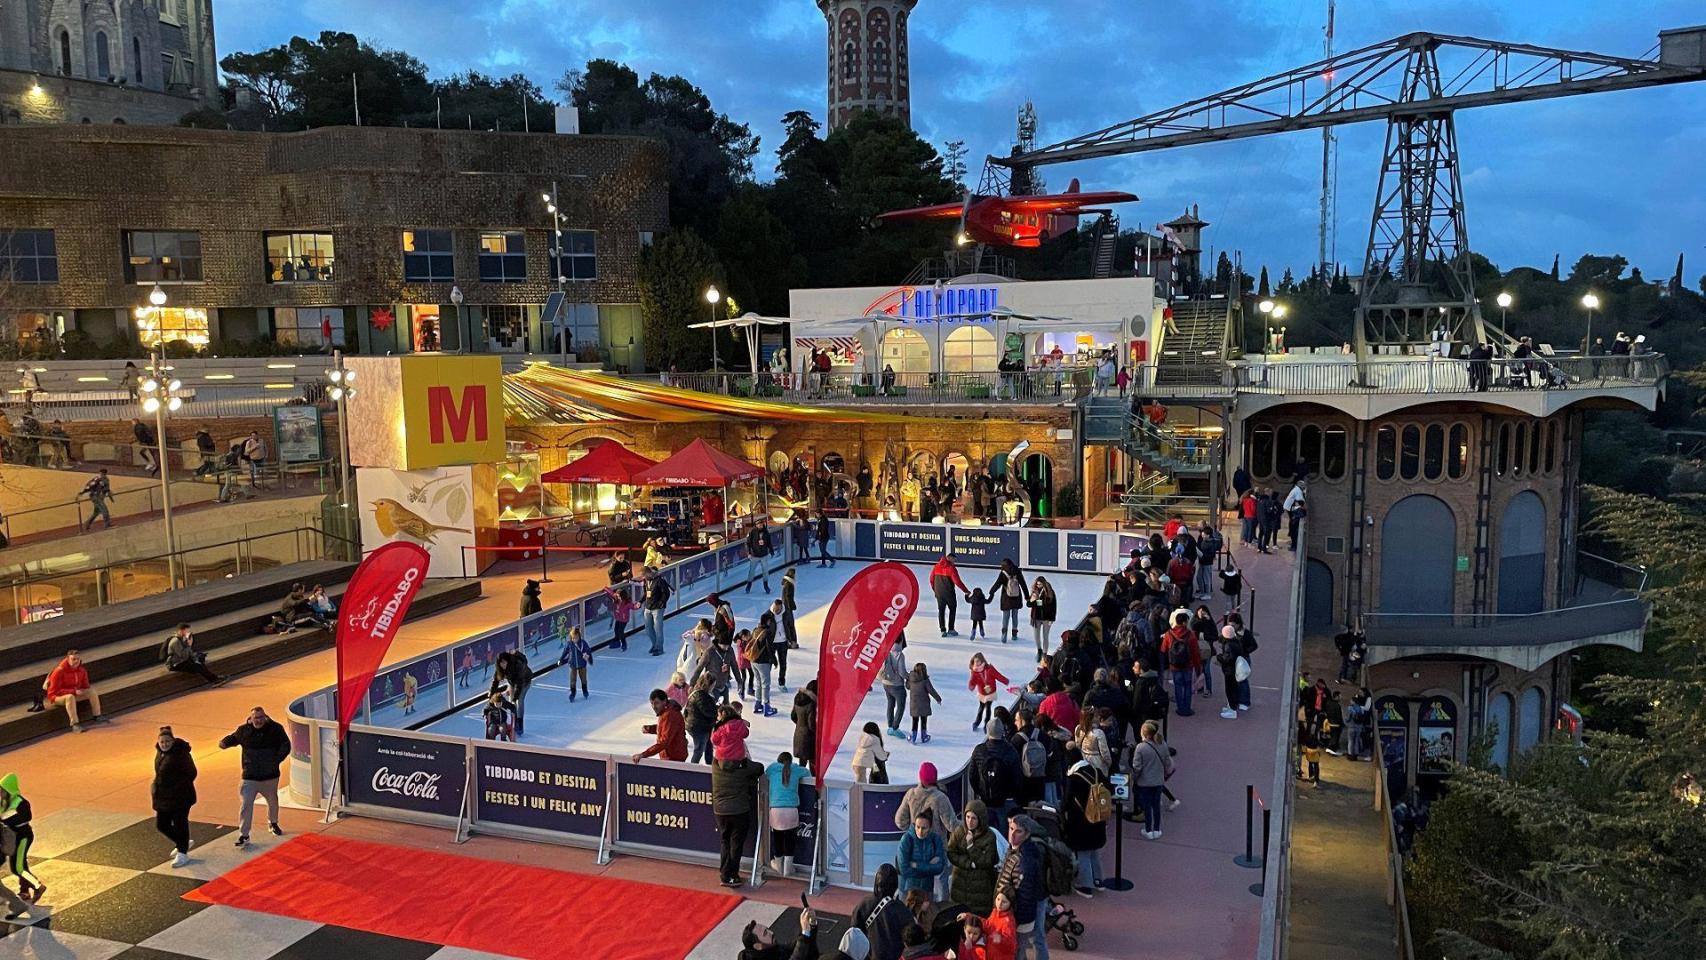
{"left": 818, "top": 0, "right": 917, "bottom": 131}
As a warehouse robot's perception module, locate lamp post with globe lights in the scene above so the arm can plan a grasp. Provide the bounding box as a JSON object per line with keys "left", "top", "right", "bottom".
{"left": 1581, "top": 292, "right": 1600, "bottom": 359}
{"left": 138, "top": 286, "right": 183, "bottom": 588}
{"left": 704, "top": 286, "right": 722, "bottom": 373}
{"left": 324, "top": 354, "right": 357, "bottom": 515}
{"left": 1495, "top": 291, "right": 1513, "bottom": 329}
{"left": 542, "top": 185, "right": 569, "bottom": 364}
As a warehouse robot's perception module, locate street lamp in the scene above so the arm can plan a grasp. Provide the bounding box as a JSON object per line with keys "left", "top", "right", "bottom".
{"left": 1496, "top": 291, "right": 1513, "bottom": 329}
{"left": 325, "top": 356, "right": 358, "bottom": 511}
{"left": 139, "top": 302, "right": 181, "bottom": 589}
{"left": 704, "top": 286, "right": 721, "bottom": 372}
{"left": 1581, "top": 292, "right": 1600, "bottom": 356}
{"left": 450, "top": 285, "right": 465, "bottom": 351}
{"left": 542, "top": 184, "right": 569, "bottom": 364}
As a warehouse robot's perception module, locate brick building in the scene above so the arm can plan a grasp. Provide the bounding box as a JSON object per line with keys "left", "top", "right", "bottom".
{"left": 0, "top": 0, "right": 217, "bottom": 126}
{"left": 0, "top": 124, "right": 669, "bottom": 369}
{"left": 818, "top": 0, "right": 916, "bottom": 130}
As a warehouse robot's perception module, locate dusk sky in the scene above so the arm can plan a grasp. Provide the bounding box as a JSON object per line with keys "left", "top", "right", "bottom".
{"left": 219, "top": 0, "right": 1705, "bottom": 282}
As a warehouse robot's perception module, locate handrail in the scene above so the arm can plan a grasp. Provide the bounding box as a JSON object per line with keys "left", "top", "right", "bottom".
{"left": 1, "top": 525, "right": 357, "bottom": 589}
{"left": 1256, "top": 517, "right": 1307, "bottom": 960}
{"left": 1372, "top": 712, "right": 1417, "bottom": 960}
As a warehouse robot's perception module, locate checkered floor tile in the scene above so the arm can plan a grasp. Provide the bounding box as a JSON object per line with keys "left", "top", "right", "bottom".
{"left": 2, "top": 808, "right": 831, "bottom": 960}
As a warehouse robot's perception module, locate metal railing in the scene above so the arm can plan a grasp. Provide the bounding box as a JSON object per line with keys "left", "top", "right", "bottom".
{"left": 1233, "top": 354, "right": 1667, "bottom": 395}
{"left": 8, "top": 382, "right": 332, "bottom": 422}
{"left": 653, "top": 370, "right": 1101, "bottom": 403}
{"left": 1363, "top": 598, "right": 1648, "bottom": 649}
{"left": 1256, "top": 517, "right": 1307, "bottom": 960}
{"left": 0, "top": 522, "right": 357, "bottom": 627}
{"left": 1372, "top": 739, "right": 1418, "bottom": 960}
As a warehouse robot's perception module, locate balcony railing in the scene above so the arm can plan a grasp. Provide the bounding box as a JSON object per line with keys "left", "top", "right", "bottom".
{"left": 1233, "top": 353, "right": 1667, "bottom": 396}
{"left": 653, "top": 370, "right": 1101, "bottom": 404}
{"left": 1365, "top": 598, "right": 1647, "bottom": 649}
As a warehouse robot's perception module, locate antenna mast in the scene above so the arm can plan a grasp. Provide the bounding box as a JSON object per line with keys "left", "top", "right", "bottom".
{"left": 1318, "top": 0, "right": 1337, "bottom": 280}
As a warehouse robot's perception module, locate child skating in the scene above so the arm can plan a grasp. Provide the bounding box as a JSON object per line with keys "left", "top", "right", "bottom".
{"left": 967, "top": 587, "right": 989, "bottom": 641}
{"left": 557, "top": 626, "right": 593, "bottom": 702}
{"left": 850, "top": 721, "right": 890, "bottom": 783}
{"left": 483, "top": 690, "right": 515, "bottom": 741}
{"left": 967, "top": 652, "right": 1012, "bottom": 732}
{"left": 603, "top": 585, "right": 638, "bottom": 651}
{"left": 907, "top": 662, "right": 942, "bottom": 744}
{"left": 711, "top": 702, "right": 750, "bottom": 761}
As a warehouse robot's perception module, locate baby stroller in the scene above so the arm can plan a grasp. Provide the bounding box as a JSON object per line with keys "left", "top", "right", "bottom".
{"left": 1023, "top": 801, "right": 1088, "bottom": 951}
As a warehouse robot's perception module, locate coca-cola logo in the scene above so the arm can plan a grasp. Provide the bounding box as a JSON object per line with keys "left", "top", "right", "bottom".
{"left": 371, "top": 766, "right": 442, "bottom": 800}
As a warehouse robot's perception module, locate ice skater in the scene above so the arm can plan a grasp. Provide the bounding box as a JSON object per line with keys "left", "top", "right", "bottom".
{"left": 558, "top": 626, "right": 593, "bottom": 702}
{"left": 967, "top": 653, "right": 1011, "bottom": 732}
{"left": 967, "top": 587, "right": 989, "bottom": 641}
{"left": 602, "top": 584, "right": 637, "bottom": 651}
{"left": 483, "top": 690, "right": 515, "bottom": 741}
{"left": 907, "top": 662, "right": 943, "bottom": 744}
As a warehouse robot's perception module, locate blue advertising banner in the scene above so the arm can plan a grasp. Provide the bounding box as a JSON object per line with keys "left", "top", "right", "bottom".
{"left": 879, "top": 523, "right": 947, "bottom": 563}
{"left": 452, "top": 627, "right": 520, "bottom": 700}
{"left": 1065, "top": 532, "right": 1100, "bottom": 573}
{"left": 1027, "top": 530, "right": 1060, "bottom": 569}
{"left": 950, "top": 527, "right": 1019, "bottom": 568}
{"left": 473, "top": 745, "right": 607, "bottom": 838}
{"left": 678, "top": 552, "right": 718, "bottom": 594}
{"left": 369, "top": 656, "right": 449, "bottom": 728}
{"left": 854, "top": 521, "right": 878, "bottom": 559}
{"left": 860, "top": 786, "right": 908, "bottom": 874}
{"left": 616, "top": 761, "right": 720, "bottom": 855}
{"left": 1118, "top": 534, "right": 1145, "bottom": 561}
{"left": 793, "top": 780, "right": 819, "bottom": 870}
{"left": 345, "top": 731, "right": 466, "bottom": 819}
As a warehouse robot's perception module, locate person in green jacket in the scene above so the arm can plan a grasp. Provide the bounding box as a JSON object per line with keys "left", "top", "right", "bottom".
{"left": 0, "top": 773, "right": 44, "bottom": 904}
{"left": 946, "top": 798, "right": 1001, "bottom": 915}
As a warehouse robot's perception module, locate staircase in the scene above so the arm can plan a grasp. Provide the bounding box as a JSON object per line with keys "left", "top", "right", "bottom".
{"left": 1154, "top": 299, "right": 1235, "bottom": 387}
{"left": 1089, "top": 213, "right": 1119, "bottom": 279}
{"left": 1083, "top": 396, "right": 1222, "bottom": 527}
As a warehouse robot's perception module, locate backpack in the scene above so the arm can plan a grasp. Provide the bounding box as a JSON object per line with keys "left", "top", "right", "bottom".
{"left": 979, "top": 751, "right": 1010, "bottom": 805}
{"left": 1241, "top": 629, "right": 1259, "bottom": 656}
{"left": 1167, "top": 636, "right": 1190, "bottom": 669}
{"left": 1003, "top": 575, "right": 1022, "bottom": 599}
{"left": 1039, "top": 837, "right": 1078, "bottom": 897}
{"left": 1141, "top": 678, "right": 1169, "bottom": 717}
{"left": 1020, "top": 731, "right": 1048, "bottom": 779}
{"left": 158, "top": 635, "right": 174, "bottom": 663}
{"left": 1078, "top": 771, "right": 1113, "bottom": 824}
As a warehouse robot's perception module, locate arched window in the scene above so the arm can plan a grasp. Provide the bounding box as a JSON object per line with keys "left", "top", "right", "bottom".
{"left": 1276, "top": 424, "right": 1297, "bottom": 479}
{"left": 1376, "top": 425, "right": 1396, "bottom": 480}
{"left": 1299, "top": 424, "right": 1321, "bottom": 479}
{"left": 59, "top": 29, "right": 74, "bottom": 75}
{"left": 1489, "top": 692, "right": 1515, "bottom": 773}
{"left": 871, "top": 41, "right": 890, "bottom": 76}
{"left": 1399, "top": 424, "right": 1421, "bottom": 481}
{"left": 942, "top": 326, "right": 996, "bottom": 373}
{"left": 1448, "top": 424, "right": 1469, "bottom": 479}
{"left": 1544, "top": 421, "right": 1558, "bottom": 474}
{"left": 1498, "top": 491, "right": 1546, "bottom": 613}
{"left": 841, "top": 41, "right": 858, "bottom": 80}
{"left": 96, "top": 32, "right": 111, "bottom": 79}
{"left": 1528, "top": 420, "right": 1542, "bottom": 476}
{"left": 1251, "top": 425, "right": 1274, "bottom": 478}
{"left": 880, "top": 328, "right": 929, "bottom": 375}
{"left": 134, "top": 37, "right": 144, "bottom": 83}
{"left": 1517, "top": 687, "right": 1545, "bottom": 754}
{"left": 1323, "top": 425, "right": 1347, "bottom": 480}
{"left": 1422, "top": 424, "right": 1444, "bottom": 480}
{"left": 1380, "top": 495, "right": 1456, "bottom": 614}
{"left": 1496, "top": 423, "right": 1510, "bottom": 477}
{"left": 1512, "top": 422, "right": 1528, "bottom": 477}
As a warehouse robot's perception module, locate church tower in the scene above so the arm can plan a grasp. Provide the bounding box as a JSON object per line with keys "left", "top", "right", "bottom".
{"left": 818, "top": 0, "right": 916, "bottom": 131}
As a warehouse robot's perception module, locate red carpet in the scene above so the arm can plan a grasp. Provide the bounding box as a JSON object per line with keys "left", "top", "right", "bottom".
{"left": 185, "top": 833, "right": 740, "bottom": 960}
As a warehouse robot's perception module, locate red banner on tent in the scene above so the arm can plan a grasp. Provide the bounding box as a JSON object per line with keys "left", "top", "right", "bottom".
{"left": 336, "top": 541, "right": 433, "bottom": 740}
{"left": 815, "top": 561, "right": 919, "bottom": 776}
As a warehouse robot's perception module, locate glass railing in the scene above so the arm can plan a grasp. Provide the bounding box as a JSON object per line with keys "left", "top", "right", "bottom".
{"left": 0, "top": 522, "right": 356, "bottom": 627}
{"left": 1233, "top": 353, "right": 1667, "bottom": 395}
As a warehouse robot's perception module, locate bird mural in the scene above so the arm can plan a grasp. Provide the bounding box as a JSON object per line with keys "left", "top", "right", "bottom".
{"left": 371, "top": 498, "right": 469, "bottom": 543}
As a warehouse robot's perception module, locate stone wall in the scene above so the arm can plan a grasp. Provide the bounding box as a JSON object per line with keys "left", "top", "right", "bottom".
{"left": 0, "top": 69, "right": 196, "bottom": 125}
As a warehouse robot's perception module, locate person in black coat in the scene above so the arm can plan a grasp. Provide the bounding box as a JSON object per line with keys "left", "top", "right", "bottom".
{"left": 519, "top": 579, "right": 542, "bottom": 617}
{"left": 491, "top": 651, "right": 534, "bottom": 737}
{"left": 1063, "top": 760, "right": 1110, "bottom": 894}
{"left": 968, "top": 718, "right": 1023, "bottom": 832}
{"left": 988, "top": 559, "right": 1030, "bottom": 644}
{"left": 850, "top": 863, "right": 912, "bottom": 960}
{"left": 218, "top": 707, "right": 290, "bottom": 846}
{"left": 152, "top": 726, "right": 198, "bottom": 865}
{"left": 792, "top": 681, "right": 818, "bottom": 776}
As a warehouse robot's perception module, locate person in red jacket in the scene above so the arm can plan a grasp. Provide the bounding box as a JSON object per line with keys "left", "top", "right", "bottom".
{"left": 45, "top": 650, "right": 104, "bottom": 732}
{"left": 1037, "top": 679, "right": 1081, "bottom": 733}
{"left": 930, "top": 552, "right": 972, "bottom": 637}
{"left": 1240, "top": 492, "right": 1259, "bottom": 545}
{"left": 1161, "top": 612, "right": 1202, "bottom": 716}
{"left": 967, "top": 652, "right": 1012, "bottom": 732}
{"left": 632, "top": 689, "right": 688, "bottom": 762}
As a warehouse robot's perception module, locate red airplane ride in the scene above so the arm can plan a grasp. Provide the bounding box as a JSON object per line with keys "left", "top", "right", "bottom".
{"left": 873, "top": 178, "right": 1138, "bottom": 248}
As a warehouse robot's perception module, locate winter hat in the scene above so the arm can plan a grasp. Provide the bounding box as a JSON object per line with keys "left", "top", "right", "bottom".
{"left": 838, "top": 928, "right": 871, "bottom": 960}
{"left": 1222, "top": 624, "right": 1238, "bottom": 640}
{"left": 1011, "top": 813, "right": 1041, "bottom": 837}
{"left": 985, "top": 717, "right": 1008, "bottom": 741}
{"left": 919, "top": 762, "right": 939, "bottom": 785}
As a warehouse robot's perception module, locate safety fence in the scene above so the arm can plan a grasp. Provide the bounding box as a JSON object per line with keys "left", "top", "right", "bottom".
{"left": 1255, "top": 518, "right": 1307, "bottom": 960}
{"left": 288, "top": 519, "right": 1257, "bottom": 899}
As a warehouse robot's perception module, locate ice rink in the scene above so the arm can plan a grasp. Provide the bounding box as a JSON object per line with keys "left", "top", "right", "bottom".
{"left": 418, "top": 559, "right": 1114, "bottom": 784}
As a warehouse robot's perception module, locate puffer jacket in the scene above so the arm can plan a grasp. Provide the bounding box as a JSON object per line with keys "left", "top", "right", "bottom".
{"left": 710, "top": 758, "right": 765, "bottom": 816}
{"left": 152, "top": 737, "right": 198, "bottom": 811}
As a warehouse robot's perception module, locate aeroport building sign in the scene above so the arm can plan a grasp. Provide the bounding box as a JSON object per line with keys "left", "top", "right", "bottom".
{"left": 862, "top": 284, "right": 1002, "bottom": 321}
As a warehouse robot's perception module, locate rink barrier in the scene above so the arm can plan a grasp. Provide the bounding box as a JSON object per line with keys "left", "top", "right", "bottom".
{"left": 285, "top": 520, "right": 1125, "bottom": 886}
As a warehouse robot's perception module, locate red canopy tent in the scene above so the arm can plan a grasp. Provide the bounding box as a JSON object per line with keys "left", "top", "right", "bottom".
{"left": 540, "top": 440, "right": 658, "bottom": 485}
{"left": 631, "top": 438, "right": 762, "bottom": 486}
{"left": 631, "top": 438, "right": 767, "bottom": 533}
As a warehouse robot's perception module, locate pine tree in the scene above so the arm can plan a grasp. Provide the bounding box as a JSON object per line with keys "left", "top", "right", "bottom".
{"left": 1550, "top": 253, "right": 1561, "bottom": 280}
{"left": 1278, "top": 268, "right": 1296, "bottom": 294}
{"left": 1258, "top": 266, "right": 1271, "bottom": 297}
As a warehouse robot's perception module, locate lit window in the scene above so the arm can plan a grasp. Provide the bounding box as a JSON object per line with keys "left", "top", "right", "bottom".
{"left": 124, "top": 231, "right": 202, "bottom": 283}
{"left": 479, "top": 231, "right": 527, "bottom": 282}
{"left": 0, "top": 230, "right": 58, "bottom": 284}
{"left": 274, "top": 306, "right": 345, "bottom": 348}
{"left": 402, "top": 229, "right": 454, "bottom": 282}
{"left": 265, "top": 233, "right": 335, "bottom": 283}
{"left": 136, "top": 306, "right": 209, "bottom": 347}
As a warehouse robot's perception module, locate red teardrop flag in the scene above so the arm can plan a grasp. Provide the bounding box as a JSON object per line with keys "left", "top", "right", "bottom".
{"left": 814, "top": 561, "right": 920, "bottom": 776}
{"left": 336, "top": 541, "right": 433, "bottom": 739}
